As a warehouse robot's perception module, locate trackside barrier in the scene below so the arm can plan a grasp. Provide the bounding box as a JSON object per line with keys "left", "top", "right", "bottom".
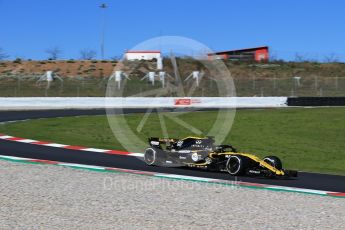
{"left": 287, "top": 97, "right": 345, "bottom": 106}
{"left": 0, "top": 97, "right": 288, "bottom": 110}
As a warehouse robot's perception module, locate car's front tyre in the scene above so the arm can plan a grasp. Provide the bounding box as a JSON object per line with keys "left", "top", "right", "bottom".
{"left": 263, "top": 156, "right": 282, "bottom": 170}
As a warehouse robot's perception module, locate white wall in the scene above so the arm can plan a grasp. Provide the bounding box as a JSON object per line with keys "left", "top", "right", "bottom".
{"left": 0, "top": 97, "right": 288, "bottom": 110}
{"left": 125, "top": 52, "right": 161, "bottom": 61}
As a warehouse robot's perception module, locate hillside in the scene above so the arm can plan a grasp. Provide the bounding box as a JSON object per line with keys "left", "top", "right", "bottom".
{"left": 0, "top": 59, "right": 345, "bottom": 97}
{"left": 0, "top": 60, "right": 118, "bottom": 77}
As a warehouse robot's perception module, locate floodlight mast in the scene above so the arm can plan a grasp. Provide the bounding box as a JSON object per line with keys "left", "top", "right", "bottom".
{"left": 99, "top": 3, "right": 107, "bottom": 60}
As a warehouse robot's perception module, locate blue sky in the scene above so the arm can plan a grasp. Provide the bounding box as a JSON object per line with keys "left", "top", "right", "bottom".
{"left": 1, "top": 0, "right": 345, "bottom": 61}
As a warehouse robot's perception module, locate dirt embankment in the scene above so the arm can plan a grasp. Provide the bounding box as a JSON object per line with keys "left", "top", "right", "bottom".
{"left": 0, "top": 60, "right": 118, "bottom": 78}
{"left": 1, "top": 59, "right": 345, "bottom": 79}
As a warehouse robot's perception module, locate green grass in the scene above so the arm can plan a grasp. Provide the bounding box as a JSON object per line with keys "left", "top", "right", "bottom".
{"left": 0, "top": 108, "right": 344, "bottom": 175}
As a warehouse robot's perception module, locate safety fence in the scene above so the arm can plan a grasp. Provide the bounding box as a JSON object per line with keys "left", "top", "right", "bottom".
{"left": 0, "top": 75, "right": 345, "bottom": 97}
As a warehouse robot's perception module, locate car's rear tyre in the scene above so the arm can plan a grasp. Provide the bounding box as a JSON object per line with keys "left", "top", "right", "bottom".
{"left": 226, "top": 155, "right": 247, "bottom": 176}
{"left": 144, "top": 147, "right": 164, "bottom": 166}
{"left": 263, "top": 156, "right": 282, "bottom": 170}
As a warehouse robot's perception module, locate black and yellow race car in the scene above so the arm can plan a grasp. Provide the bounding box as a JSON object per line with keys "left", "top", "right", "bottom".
{"left": 144, "top": 136, "right": 297, "bottom": 178}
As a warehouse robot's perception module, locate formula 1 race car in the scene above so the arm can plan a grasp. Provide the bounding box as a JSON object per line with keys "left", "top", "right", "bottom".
{"left": 144, "top": 136, "right": 298, "bottom": 178}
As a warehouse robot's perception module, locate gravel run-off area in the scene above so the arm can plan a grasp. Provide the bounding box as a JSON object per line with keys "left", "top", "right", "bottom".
{"left": 0, "top": 160, "right": 344, "bottom": 229}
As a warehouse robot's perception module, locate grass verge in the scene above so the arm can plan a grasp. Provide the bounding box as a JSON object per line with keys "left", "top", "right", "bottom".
{"left": 0, "top": 108, "right": 344, "bottom": 175}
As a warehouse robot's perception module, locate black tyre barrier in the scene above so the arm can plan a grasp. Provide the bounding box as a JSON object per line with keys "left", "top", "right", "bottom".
{"left": 287, "top": 97, "right": 345, "bottom": 106}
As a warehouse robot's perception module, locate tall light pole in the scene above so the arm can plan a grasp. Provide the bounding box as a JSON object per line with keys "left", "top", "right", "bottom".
{"left": 99, "top": 3, "right": 107, "bottom": 60}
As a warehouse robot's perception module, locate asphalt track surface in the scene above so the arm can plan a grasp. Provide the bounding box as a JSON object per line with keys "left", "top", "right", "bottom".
{"left": 0, "top": 109, "right": 344, "bottom": 193}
